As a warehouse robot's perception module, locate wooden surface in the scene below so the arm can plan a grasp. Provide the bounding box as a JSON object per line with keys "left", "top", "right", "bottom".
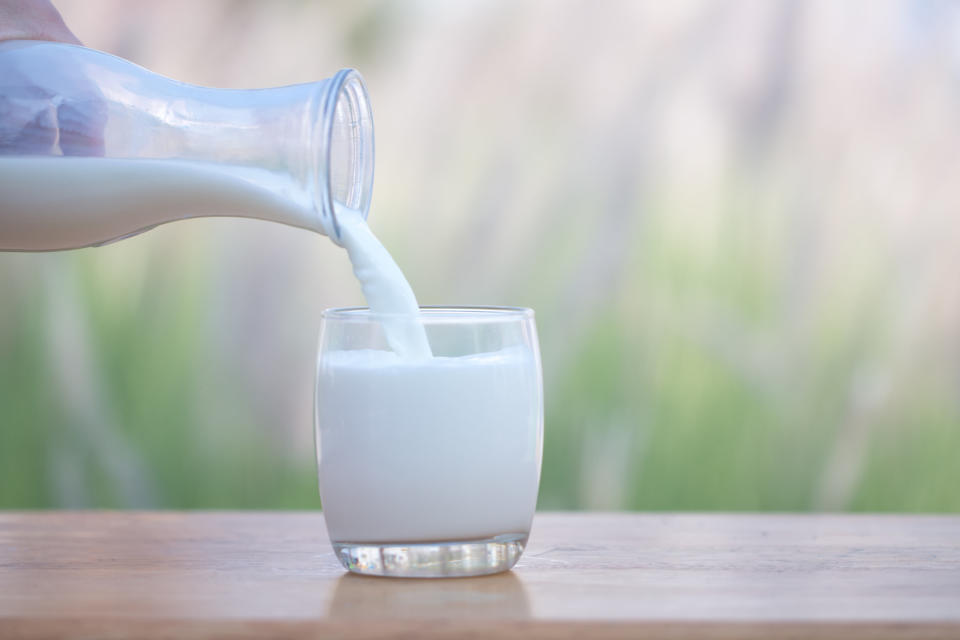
{"left": 1, "top": 513, "right": 959, "bottom": 639}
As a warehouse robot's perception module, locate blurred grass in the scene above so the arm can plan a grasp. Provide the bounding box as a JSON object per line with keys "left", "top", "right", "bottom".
{"left": 2, "top": 184, "right": 958, "bottom": 511}
{"left": 0, "top": 247, "right": 318, "bottom": 510}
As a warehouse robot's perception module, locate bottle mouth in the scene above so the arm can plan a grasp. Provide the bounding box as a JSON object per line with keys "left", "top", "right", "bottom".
{"left": 316, "top": 69, "right": 374, "bottom": 243}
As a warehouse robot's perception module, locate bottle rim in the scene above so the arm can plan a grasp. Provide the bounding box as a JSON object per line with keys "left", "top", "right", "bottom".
{"left": 316, "top": 68, "right": 374, "bottom": 243}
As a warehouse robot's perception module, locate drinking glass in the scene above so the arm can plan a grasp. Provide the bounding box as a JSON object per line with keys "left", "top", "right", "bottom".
{"left": 315, "top": 307, "right": 543, "bottom": 577}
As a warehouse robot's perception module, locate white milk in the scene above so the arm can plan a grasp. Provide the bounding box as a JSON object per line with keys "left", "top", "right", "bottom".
{"left": 335, "top": 206, "right": 432, "bottom": 360}
{"left": 0, "top": 157, "right": 318, "bottom": 250}
{"left": 315, "top": 346, "right": 541, "bottom": 543}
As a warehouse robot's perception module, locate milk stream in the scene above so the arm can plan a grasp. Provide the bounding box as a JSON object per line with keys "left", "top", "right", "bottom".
{"left": 335, "top": 205, "right": 432, "bottom": 360}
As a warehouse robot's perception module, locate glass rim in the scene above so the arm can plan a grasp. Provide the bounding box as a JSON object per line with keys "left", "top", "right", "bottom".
{"left": 321, "top": 305, "right": 535, "bottom": 322}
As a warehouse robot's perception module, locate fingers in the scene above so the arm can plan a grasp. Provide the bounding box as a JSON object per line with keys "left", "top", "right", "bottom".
{"left": 0, "top": 41, "right": 108, "bottom": 157}
{"left": 0, "top": 2, "right": 100, "bottom": 154}
{"left": 0, "top": 0, "right": 82, "bottom": 45}
{"left": 57, "top": 96, "right": 107, "bottom": 156}
{"left": 0, "top": 87, "right": 59, "bottom": 155}
{"left": 0, "top": 82, "right": 107, "bottom": 157}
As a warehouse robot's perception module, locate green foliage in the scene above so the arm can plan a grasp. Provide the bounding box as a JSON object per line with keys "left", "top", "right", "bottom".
{"left": 1, "top": 194, "right": 958, "bottom": 512}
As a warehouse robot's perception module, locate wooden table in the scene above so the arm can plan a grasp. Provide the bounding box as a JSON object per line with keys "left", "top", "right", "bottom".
{"left": 1, "top": 513, "right": 958, "bottom": 639}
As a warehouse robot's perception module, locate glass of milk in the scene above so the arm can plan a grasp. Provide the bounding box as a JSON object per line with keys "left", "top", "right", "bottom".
{"left": 315, "top": 307, "right": 543, "bottom": 577}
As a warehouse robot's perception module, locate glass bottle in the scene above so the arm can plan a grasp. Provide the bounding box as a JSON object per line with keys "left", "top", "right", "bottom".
{"left": 0, "top": 40, "right": 373, "bottom": 250}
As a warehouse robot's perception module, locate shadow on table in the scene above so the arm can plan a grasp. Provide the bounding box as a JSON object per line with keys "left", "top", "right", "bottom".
{"left": 327, "top": 571, "right": 530, "bottom": 619}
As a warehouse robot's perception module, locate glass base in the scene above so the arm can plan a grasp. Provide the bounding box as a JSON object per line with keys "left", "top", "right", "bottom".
{"left": 332, "top": 533, "right": 528, "bottom": 578}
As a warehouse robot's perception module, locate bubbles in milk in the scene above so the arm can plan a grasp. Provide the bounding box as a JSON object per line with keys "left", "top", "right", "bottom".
{"left": 335, "top": 205, "right": 432, "bottom": 360}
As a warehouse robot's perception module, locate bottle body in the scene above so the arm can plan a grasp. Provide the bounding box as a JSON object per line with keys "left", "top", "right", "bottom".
{"left": 0, "top": 40, "right": 374, "bottom": 250}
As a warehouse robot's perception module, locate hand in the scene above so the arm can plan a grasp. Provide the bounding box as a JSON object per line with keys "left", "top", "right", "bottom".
{"left": 0, "top": 1, "right": 105, "bottom": 156}
{"left": 0, "top": 0, "right": 80, "bottom": 45}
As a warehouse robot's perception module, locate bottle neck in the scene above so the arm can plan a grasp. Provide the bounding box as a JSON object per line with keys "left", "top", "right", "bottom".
{"left": 135, "top": 72, "right": 375, "bottom": 241}
{"left": 312, "top": 69, "right": 375, "bottom": 243}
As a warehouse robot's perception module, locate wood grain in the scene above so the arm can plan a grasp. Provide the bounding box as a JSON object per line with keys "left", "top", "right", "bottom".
{"left": 1, "top": 512, "right": 958, "bottom": 638}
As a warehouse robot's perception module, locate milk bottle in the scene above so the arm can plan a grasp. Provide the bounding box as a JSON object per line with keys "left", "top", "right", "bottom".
{"left": 0, "top": 40, "right": 372, "bottom": 249}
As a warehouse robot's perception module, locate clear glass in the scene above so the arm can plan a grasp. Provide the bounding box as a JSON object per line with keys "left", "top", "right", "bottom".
{"left": 0, "top": 40, "right": 373, "bottom": 249}
{"left": 315, "top": 307, "right": 544, "bottom": 577}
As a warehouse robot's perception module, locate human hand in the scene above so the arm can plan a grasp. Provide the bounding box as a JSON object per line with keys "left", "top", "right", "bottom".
{"left": 0, "top": 1, "right": 105, "bottom": 156}
{"left": 0, "top": 0, "right": 79, "bottom": 44}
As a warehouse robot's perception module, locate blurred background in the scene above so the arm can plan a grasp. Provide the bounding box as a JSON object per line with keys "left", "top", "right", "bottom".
{"left": 2, "top": 0, "right": 959, "bottom": 511}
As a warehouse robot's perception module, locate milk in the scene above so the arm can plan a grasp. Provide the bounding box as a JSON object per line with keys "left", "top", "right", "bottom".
{"left": 0, "top": 156, "right": 432, "bottom": 359}
{"left": 315, "top": 346, "right": 541, "bottom": 543}
{"left": 335, "top": 206, "right": 432, "bottom": 360}
{"left": 0, "top": 157, "right": 319, "bottom": 250}
{"left": 320, "top": 212, "right": 539, "bottom": 545}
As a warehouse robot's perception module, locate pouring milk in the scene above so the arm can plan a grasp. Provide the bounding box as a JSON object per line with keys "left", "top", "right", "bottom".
{"left": 1, "top": 43, "right": 543, "bottom": 560}
{"left": 335, "top": 205, "right": 432, "bottom": 360}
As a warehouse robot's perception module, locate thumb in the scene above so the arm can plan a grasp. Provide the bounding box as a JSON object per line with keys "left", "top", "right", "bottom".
{"left": 0, "top": 0, "right": 82, "bottom": 45}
